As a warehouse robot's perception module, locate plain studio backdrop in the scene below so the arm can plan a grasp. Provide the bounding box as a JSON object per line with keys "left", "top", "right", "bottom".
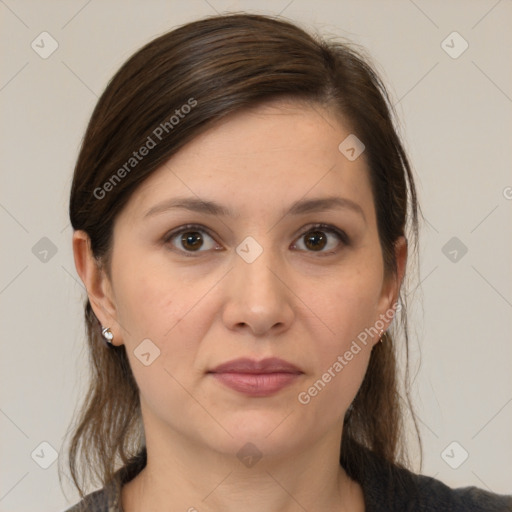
{"left": 0, "top": 1, "right": 511, "bottom": 510}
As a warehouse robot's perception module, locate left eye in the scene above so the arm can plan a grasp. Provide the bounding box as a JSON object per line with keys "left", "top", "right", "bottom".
{"left": 292, "top": 224, "right": 348, "bottom": 253}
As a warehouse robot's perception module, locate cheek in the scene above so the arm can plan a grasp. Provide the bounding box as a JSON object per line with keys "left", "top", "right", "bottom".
{"left": 114, "top": 274, "right": 171, "bottom": 340}
{"left": 317, "top": 258, "right": 384, "bottom": 348}
{"left": 296, "top": 258, "right": 383, "bottom": 411}
{"left": 113, "top": 266, "right": 207, "bottom": 415}
{"left": 298, "top": 303, "right": 375, "bottom": 418}
{"left": 111, "top": 252, "right": 217, "bottom": 379}
{"left": 111, "top": 248, "right": 192, "bottom": 341}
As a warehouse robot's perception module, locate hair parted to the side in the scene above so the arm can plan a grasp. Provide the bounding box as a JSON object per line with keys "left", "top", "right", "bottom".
{"left": 61, "top": 12, "right": 422, "bottom": 501}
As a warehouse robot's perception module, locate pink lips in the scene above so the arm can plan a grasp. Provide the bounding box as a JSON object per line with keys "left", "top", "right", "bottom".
{"left": 208, "top": 357, "right": 303, "bottom": 396}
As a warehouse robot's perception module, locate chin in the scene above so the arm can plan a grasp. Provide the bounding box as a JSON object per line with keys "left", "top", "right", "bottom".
{"left": 202, "top": 410, "right": 305, "bottom": 459}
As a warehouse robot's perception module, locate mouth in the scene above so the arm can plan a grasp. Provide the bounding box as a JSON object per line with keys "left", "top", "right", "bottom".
{"left": 207, "top": 357, "right": 303, "bottom": 397}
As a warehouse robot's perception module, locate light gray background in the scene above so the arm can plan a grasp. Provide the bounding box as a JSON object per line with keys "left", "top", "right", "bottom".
{"left": 1, "top": 1, "right": 511, "bottom": 510}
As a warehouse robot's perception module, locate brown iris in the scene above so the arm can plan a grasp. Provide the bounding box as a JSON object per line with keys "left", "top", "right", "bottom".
{"left": 304, "top": 230, "right": 327, "bottom": 251}
{"left": 181, "top": 231, "right": 203, "bottom": 251}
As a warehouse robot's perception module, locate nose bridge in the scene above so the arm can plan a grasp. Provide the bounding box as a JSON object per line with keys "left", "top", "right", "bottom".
{"left": 222, "top": 233, "right": 293, "bottom": 335}
{"left": 235, "top": 234, "right": 282, "bottom": 297}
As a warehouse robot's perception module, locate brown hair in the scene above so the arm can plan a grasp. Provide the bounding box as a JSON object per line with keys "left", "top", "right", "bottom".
{"left": 62, "top": 12, "right": 422, "bottom": 501}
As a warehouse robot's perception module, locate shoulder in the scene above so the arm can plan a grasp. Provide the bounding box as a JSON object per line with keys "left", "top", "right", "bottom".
{"left": 347, "top": 446, "right": 512, "bottom": 511}
{"left": 371, "top": 461, "right": 512, "bottom": 511}
{"left": 63, "top": 449, "right": 145, "bottom": 512}
{"left": 408, "top": 471, "right": 512, "bottom": 511}
{"left": 62, "top": 484, "right": 119, "bottom": 512}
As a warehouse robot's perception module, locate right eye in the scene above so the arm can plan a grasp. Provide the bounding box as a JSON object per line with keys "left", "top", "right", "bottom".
{"left": 163, "top": 224, "right": 222, "bottom": 256}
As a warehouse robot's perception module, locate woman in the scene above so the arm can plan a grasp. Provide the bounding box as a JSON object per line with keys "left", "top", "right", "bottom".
{"left": 62, "top": 13, "right": 511, "bottom": 512}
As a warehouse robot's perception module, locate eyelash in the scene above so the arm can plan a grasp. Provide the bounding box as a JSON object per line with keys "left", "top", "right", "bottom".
{"left": 163, "top": 223, "right": 350, "bottom": 257}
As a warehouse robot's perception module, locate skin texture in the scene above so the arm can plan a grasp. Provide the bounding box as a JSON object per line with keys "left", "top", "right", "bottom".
{"left": 73, "top": 100, "right": 407, "bottom": 512}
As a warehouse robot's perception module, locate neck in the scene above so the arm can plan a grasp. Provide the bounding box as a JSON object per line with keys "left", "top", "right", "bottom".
{"left": 121, "top": 421, "right": 364, "bottom": 512}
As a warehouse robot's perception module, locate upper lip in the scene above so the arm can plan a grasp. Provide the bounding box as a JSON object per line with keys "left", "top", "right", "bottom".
{"left": 209, "top": 357, "right": 302, "bottom": 374}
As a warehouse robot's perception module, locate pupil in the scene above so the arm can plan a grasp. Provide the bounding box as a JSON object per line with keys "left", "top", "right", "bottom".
{"left": 182, "top": 232, "right": 203, "bottom": 250}
{"left": 305, "top": 231, "right": 326, "bottom": 251}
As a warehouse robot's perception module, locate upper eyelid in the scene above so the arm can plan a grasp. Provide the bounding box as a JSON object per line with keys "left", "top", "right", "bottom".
{"left": 165, "top": 224, "right": 217, "bottom": 243}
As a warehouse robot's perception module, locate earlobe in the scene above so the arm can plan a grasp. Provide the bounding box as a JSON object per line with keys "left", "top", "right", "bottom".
{"left": 72, "top": 230, "right": 120, "bottom": 343}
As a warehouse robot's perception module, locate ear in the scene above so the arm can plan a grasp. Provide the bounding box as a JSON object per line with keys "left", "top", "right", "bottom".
{"left": 375, "top": 236, "right": 408, "bottom": 335}
{"left": 72, "top": 230, "right": 123, "bottom": 346}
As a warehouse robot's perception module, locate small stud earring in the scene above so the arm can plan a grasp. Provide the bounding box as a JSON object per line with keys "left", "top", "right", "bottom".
{"left": 101, "top": 327, "right": 114, "bottom": 346}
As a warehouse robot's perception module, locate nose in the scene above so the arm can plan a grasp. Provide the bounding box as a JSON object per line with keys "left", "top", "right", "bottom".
{"left": 221, "top": 246, "right": 295, "bottom": 337}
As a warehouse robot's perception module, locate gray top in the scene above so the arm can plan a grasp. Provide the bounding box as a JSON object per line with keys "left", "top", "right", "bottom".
{"left": 64, "top": 447, "right": 512, "bottom": 512}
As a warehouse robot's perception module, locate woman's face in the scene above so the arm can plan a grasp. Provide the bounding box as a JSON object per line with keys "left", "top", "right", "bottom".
{"left": 88, "top": 100, "right": 404, "bottom": 460}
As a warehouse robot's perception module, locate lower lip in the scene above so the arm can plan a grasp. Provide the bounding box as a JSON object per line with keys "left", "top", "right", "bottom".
{"left": 210, "top": 372, "right": 301, "bottom": 396}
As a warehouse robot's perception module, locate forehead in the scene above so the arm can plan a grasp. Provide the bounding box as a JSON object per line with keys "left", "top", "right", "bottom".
{"left": 120, "top": 100, "right": 375, "bottom": 224}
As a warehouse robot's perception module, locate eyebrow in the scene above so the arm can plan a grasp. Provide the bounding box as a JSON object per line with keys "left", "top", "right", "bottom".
{"left": 143, "top": 195, "right": 366, "bottom": 223}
